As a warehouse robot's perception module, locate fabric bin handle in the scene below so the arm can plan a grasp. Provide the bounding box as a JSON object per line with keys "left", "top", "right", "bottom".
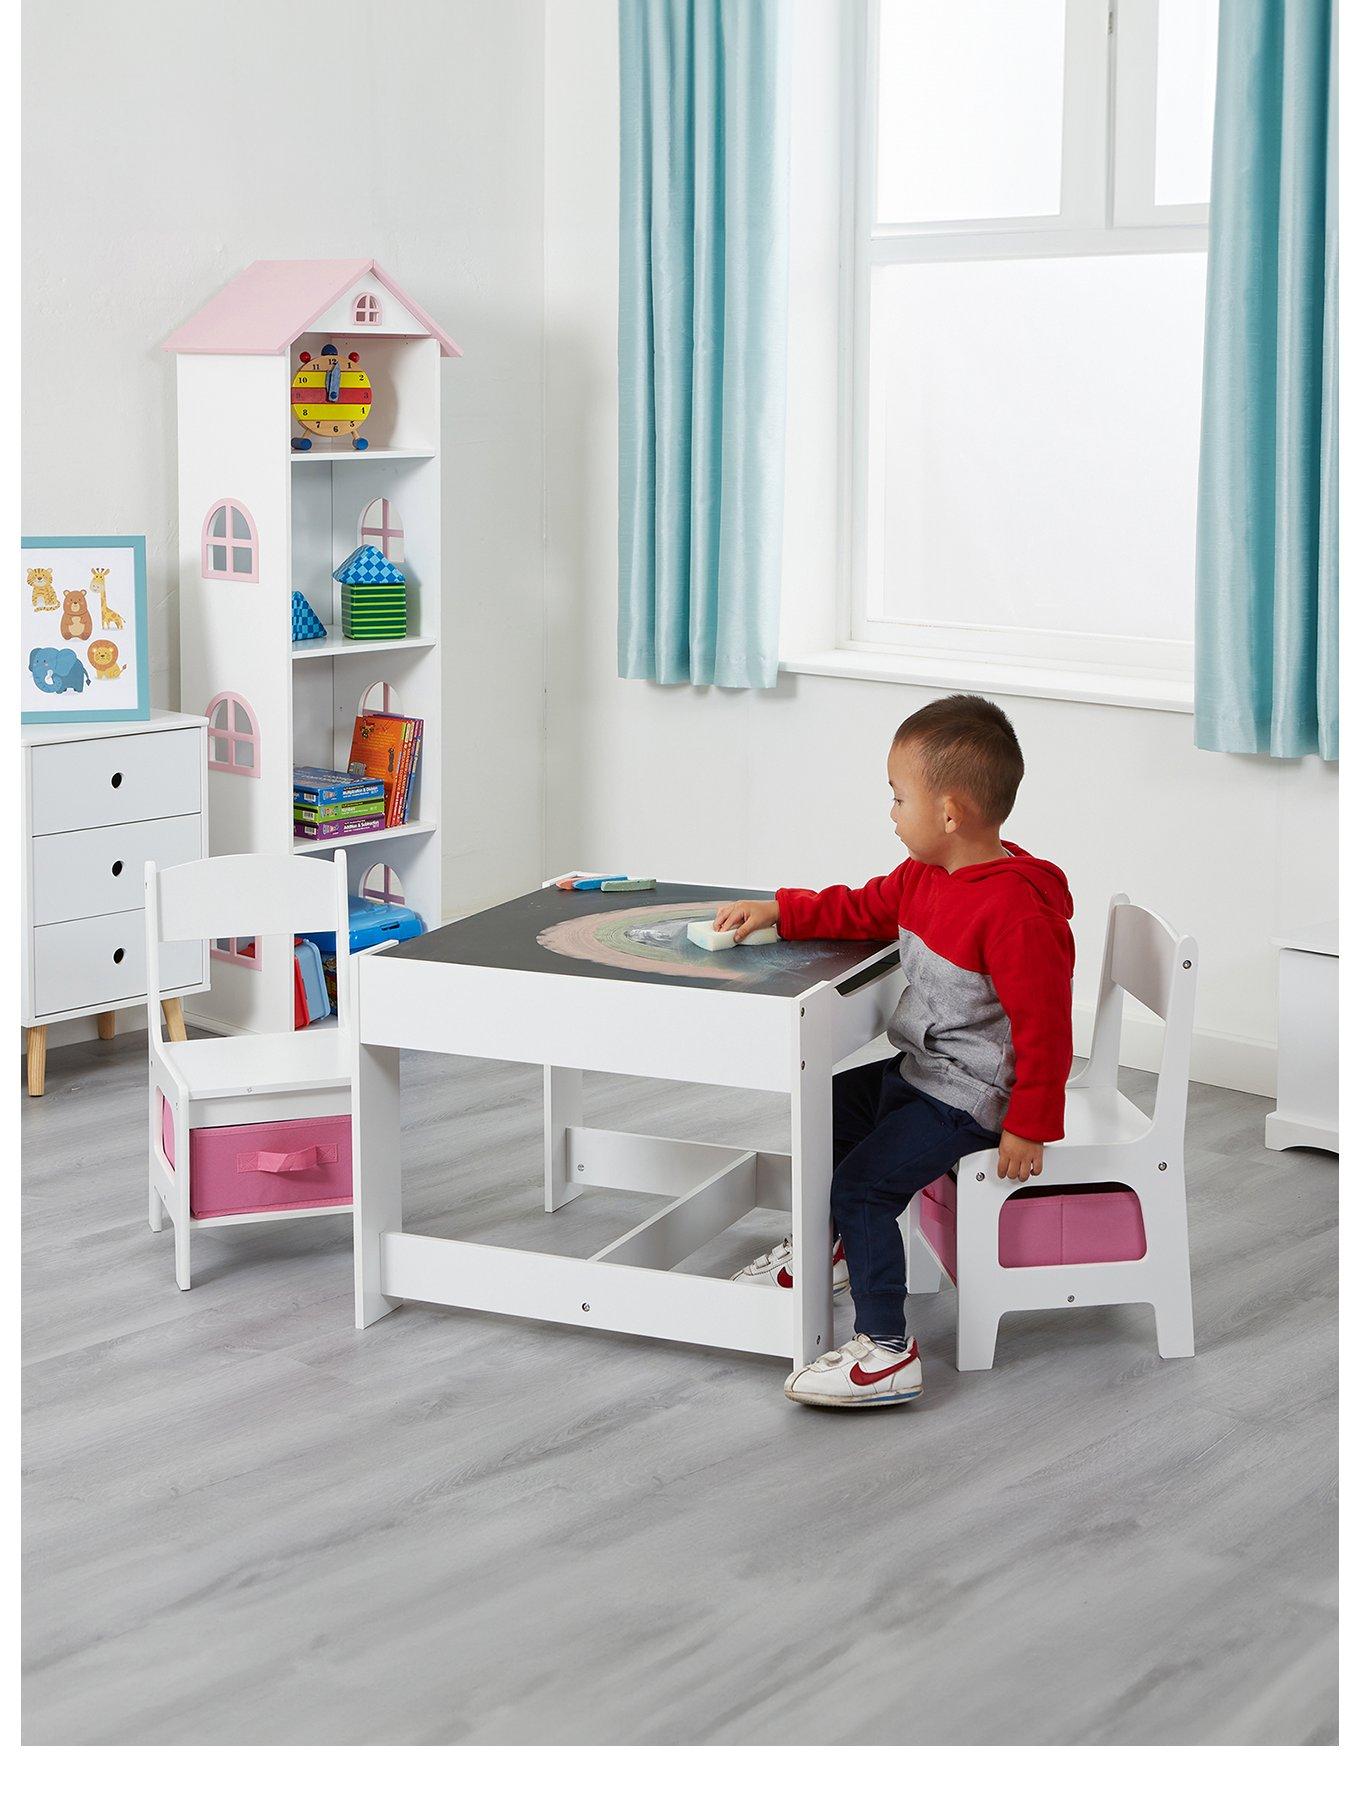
{"left": 239, "top": 1143, "right": 337, "bottom": 1174}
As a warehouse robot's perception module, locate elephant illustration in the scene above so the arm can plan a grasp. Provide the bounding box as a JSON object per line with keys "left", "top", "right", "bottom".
{"left": 29, "top": 646, "right": 89, "bottom": 694}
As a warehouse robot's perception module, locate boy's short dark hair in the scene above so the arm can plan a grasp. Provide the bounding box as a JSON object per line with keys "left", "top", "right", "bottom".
{"left": 893, "top": 695, "right": 1024, "bottom": 825}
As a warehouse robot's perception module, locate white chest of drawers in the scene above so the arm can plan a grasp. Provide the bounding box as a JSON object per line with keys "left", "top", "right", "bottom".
{"left": 22, "top": 710, "right": 210, "bottom": 1095}
{"left": 1265, "top": 923, "right": 1339, "bottom": 1155}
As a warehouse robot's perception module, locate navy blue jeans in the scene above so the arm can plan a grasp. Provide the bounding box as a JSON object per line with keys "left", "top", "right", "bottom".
{"left": 832, "top": 1057, "right": 1000, "bottom": 1343}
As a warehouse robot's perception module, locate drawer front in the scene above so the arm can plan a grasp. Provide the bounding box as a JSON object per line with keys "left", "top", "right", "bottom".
{"left": 32, "top": 911, "right": 203, "bottom": 1019}
{"left": 30, "top": 729, "right": 201, "bottom": 836}
{"left": 31, "top": 814, "right": 203, "bottom": 927}
{"left": 163, "top": 1111, "right": 354, "bottom": 1218}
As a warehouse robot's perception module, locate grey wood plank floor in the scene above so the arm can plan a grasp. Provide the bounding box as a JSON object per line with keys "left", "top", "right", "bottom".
{"left": 22, "top": 1028, "right": 1337, "bottom": 1746}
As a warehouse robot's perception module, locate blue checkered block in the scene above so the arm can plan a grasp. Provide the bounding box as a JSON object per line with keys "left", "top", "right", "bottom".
{"left": 332, "top": 545, "right": 405, "bottom": 587}
{"left": 291, "top": 591, "right": 328, "bottom": 642}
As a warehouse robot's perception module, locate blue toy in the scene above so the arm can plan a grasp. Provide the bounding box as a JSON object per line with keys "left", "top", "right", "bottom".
{"left": 291, "top": 591, "right": 328, "bottom": 643}
{"left": 29, "top": 646, "right": 89, "bottom": 694}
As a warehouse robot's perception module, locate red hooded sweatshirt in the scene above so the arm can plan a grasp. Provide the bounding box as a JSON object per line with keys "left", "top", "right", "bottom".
{"left": 777, "top": 844, "right": 1075, "bottom": 1142}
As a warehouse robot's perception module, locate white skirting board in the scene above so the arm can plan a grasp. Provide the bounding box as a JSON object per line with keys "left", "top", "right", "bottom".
{"left": 1073, "top": 1006, "right": 1275, "bottom": 1100}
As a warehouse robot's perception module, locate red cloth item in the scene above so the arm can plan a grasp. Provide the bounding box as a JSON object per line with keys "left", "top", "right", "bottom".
{"left": 777, "top": 843, "right": 1075, "bottom": 1142}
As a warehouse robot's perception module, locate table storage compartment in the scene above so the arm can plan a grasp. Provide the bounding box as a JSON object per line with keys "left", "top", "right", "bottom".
{"left": 161, "top": 1105, "right": 353, "bottom": 1217}
{"left": 918, "top": 1173, "right": 1146, "bottom": 1280}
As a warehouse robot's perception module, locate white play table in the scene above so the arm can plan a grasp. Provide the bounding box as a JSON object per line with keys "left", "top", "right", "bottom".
{"left": 351, "top": 880, "right": 902, "bottom": 1364}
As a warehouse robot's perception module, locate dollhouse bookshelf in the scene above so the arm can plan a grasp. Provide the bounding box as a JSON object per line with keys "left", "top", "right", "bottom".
{"left": 165, "top": 260, "right": 461, "bottom": 1034}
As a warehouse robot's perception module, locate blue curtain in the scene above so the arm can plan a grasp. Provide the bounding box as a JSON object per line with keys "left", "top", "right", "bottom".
{"left": 1196, "top": 0, "right": 1338, "bottom": 759}
{"left": 618, "top": 0, "right": 792, "bottom": 688}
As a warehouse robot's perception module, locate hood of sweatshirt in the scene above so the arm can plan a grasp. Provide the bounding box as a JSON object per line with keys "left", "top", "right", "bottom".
{"left": 948, "top": 841, "right": 1074, "bottom": 921}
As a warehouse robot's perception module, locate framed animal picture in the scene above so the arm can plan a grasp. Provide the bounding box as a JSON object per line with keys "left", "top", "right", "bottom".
{"left": 21, "top": 535, "right": 150, "bottom": 725}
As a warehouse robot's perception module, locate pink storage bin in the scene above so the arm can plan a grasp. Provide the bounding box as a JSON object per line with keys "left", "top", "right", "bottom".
{"left": 918, "top": 1172, "right": 1145, "bottom": 1281}
{"left": 161, "top": 1099, "right": 353, "bottom": 1218}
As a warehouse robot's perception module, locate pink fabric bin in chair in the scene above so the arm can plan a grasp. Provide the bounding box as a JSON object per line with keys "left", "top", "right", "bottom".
{"left": 917, "top": 1172, "right": 1146, "bottom": 1282}
{"left": 161, "top": 1100, "right": 353, "bottom": 1218}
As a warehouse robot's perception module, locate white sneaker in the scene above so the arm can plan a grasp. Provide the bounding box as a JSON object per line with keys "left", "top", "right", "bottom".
{"left": 731, "top": 1234, "right": 850, "bottom": 1294}
{"left": 783, "top": 1334, "right": 923, "bottom": 1409}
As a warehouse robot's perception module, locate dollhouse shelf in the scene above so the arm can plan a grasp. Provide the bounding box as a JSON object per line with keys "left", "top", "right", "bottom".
{"left": 292, "top": 819, "right": 438, "bottom": 857}
{"left": 166, "top": 257, "right": 457, "bottom": 1034}
{"left": 291, "top": 636, "right": 439, "bottom": 662}
{"left": 290, "top": 447, "right": 436, "bottom": 464}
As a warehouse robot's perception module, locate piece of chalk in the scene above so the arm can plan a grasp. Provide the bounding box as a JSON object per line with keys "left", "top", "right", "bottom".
{"left": 601, "top": 877, "right": 656, "bottom": 892}
{"left": 571, "top": 875, "right": 628, "bottom": 891}
{"left": 687, "top": 919, "right": 780, "bottom": 952}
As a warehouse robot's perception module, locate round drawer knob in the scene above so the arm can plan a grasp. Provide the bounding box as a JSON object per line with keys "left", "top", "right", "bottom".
{"left": 112, "top": 947, "right": 125, "bottom": 965}
{"left": 110, "top": 772, "right": 123, "bottom": 789}
{"left": 111, "top": 860, "right": 124, "bottom": 878}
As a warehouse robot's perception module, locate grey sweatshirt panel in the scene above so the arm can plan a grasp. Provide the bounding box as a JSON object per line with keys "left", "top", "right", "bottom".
{"left": 885, "top": 927, "right": 1013, "bottom": 1134}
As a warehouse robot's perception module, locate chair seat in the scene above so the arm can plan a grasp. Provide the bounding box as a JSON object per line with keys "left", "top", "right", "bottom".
{"left": 158, "top": 1028, "right": 354, "bottom": 1101}
{"left": 1060, "top": 1084, "right": 1152, "bottom": 1147}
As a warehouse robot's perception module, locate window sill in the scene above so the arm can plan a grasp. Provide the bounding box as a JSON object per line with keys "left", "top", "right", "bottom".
{"left": 778, "top": 646, "right": 1194, "bottom": 715}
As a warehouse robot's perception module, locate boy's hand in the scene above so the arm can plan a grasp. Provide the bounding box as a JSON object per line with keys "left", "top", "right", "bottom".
{"left": 713, "top": 898, "right": 780, "bottom": 942}
{"left": 998, "top": 1131, "right": 1044, "bottom": 1183}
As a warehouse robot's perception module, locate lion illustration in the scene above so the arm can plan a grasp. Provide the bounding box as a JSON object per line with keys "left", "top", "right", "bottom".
{"left": 60, "top": 590, "right": 93, "bottom": 641}
{"left": 27, "top": 568, "right": 59, "bottom": 611}
{"left": 87, "top": 639, "right": 125, "bottom": 680}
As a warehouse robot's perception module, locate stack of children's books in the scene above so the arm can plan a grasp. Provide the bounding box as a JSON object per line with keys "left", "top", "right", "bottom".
{"left": 346, "top": 711, "right": 423, "bottom": 828}
{"left": 293, "top": 766, "right": 388, "bottom": 842}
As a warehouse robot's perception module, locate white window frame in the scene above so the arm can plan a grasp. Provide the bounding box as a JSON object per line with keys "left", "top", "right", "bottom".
{"left": 837, "top": 0, "right": 1211, "bottom": 706}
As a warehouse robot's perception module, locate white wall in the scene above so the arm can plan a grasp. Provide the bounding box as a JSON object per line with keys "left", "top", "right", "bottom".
{"left": 542, "top": 0, "right": 1338, "bottom": 1096}
{"left": 23, "top": 0, "right": 547, "bottom": 926}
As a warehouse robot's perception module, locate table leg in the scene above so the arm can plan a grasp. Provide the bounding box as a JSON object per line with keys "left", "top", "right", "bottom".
{"left": 96, "top": 1011, "right": 116, "bottom": 1041}
{"left": 161, "top": 998, "right": 187, "bottom": 1043}
{"left": 543, "top": 1066, "right": 584, "bottom": 1212}
{"left": 353, "top": 1040, "right": 403, "bottom": 1329}
{"left": 790, "top": 990, "right": 835, "bottom": 1367}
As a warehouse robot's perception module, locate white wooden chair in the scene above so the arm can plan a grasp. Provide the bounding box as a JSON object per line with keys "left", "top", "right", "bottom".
{"left": 907, "top": 894, "right": 1198, "bottom": 1370}
{"left": 146, "top": 851, "right": 353, "bottom": 1289}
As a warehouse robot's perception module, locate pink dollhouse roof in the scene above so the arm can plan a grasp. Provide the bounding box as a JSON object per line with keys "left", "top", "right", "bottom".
{"left": 161, "top": 260, "right": 463, "bottom": 357}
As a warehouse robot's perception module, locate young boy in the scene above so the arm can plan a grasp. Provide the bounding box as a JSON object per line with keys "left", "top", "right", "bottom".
{"left": 715, "top": 695, "right": 1074, "bottom": 1410}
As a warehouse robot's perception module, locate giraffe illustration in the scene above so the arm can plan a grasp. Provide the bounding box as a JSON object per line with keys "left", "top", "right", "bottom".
{"left": 89, "top": 568, "right": 124, "bottom": 631}
{"left": 26, "top": 568, "right": 59, "bottom": 611}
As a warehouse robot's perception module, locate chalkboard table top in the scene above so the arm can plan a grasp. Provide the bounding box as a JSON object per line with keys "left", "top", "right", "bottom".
{"left": 382, "top": 880, "right": 890, "bottom": 999}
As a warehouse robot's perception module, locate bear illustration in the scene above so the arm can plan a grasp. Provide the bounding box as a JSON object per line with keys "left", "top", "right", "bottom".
{"left": 29, "top": 646, "right": 89, "bottom": 694}
{"left": 87, "top": 639, "right": 125, "bottom": 680}
{"left": 60, "top": 590, "right": 93, "bottom": 641}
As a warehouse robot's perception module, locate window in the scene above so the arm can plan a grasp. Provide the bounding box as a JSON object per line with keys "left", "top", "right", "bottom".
{"left": 359, "top": 863, "right": 406, "bottom": 907}
{"left": 359, "top": 679, "right": 402, "bottom": 716}
{"left": 358, "top": 497, "right": 405, "bottom": 563}
{"left": 352, "top": 292, "right": 383, "bottom": 325}
{"left": 849, "top": 0, "right": 1218, "bottom": 692}
{"left": 212, "top": 936, "right": 261, "bottom": 968}
{"left": 202, "top": 500, "right": 258, "bottom": 582}
{"left": 206, "top": 692, "right": 260, "bottom": 776}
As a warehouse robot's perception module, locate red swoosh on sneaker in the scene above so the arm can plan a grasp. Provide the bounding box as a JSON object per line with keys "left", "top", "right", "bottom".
{"left": 775, "top": 1267, "right": 793, "bottom": 1288}
{"left": 848, "top": 1346, "right": 919, "bottom": 1387}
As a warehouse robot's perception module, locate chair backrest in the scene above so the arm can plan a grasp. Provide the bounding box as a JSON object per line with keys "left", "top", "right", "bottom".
{"left": 145, "top": 851, "right": 350, "bottom": 1040}
{"left": 1074, "top": 893, "right": 1198, "bottom": 1140}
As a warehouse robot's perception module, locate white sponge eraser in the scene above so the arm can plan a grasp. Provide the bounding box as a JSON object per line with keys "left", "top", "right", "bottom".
{"left": 687, "top": 919, "right": 780, "bottom": 952}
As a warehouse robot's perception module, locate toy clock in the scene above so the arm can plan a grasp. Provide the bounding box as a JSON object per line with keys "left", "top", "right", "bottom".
{"left": 290, "top": 342, "right": 373, "bottom": 451}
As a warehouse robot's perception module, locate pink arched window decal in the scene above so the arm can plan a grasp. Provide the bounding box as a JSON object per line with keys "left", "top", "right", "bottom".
{"left": 202, "top": 499, "right": 258, "bottom": 582}
{"left": 353, "top": 293, "right": 383, "bottom": 325}
{"left": 359, "top": 679, "right": 402, "bottom": 716}
{"left": 359, "top": 863, "right": 406, "bottom": 906}
{"left": 212, "top": 936, "right": 262, "bottom": 969}
{"left": 206, "top": 692, "right": 260, "bottom": 777}
{"left": 359, "top": 497, "right": 405, "bottom": 562}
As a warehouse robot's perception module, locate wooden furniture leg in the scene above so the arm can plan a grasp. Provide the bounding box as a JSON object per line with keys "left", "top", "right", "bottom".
{"left": 25, "top": 1026, "right": 46, "bottom": 1098}
{"left": 96, "top": 1011, "right": 117, "bottom": 1040}
{"left": 161, "top": 997, "right": 187, "bottom": 1042}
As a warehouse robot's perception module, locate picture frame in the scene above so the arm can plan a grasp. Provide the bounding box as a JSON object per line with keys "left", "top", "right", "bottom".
{"left": 21, "top": 534, "right": 151, "bottom": 726}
